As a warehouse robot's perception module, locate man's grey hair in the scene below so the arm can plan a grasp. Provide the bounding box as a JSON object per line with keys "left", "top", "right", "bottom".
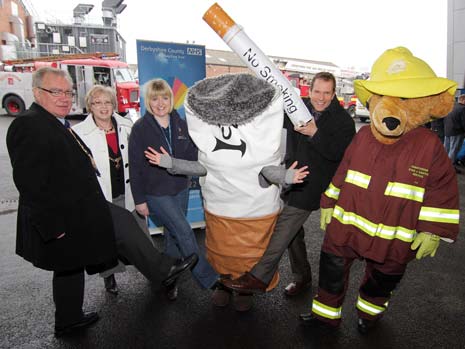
{"left": 32, "top": 67, "right": 73, "bottom": 88}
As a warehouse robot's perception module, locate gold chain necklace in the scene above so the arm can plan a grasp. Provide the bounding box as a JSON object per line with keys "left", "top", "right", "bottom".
{"left": 68, "top": 128, "right": 101, "bottom": 176}
{"left": 101, "top": 126, "right": 114, "bottom": 134}
{"left": 109, "top": 156, "right": 122, "bottom": 169}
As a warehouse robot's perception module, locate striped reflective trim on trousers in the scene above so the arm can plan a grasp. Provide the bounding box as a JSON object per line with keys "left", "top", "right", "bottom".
{"left": 312, "top": 299, "right": 342, "bottom": 320}
{"left": 356, "top": 295, "right": 388, "bottom": 316}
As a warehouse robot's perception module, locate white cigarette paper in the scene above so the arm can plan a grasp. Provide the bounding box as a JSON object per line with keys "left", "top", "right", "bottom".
{"left": 203, "top": 3, "right": 313, "bottom": 127}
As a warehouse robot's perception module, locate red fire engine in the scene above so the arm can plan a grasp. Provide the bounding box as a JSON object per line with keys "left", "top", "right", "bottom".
{"left": 0, "top": 52, "right": 139, "bottom": 117}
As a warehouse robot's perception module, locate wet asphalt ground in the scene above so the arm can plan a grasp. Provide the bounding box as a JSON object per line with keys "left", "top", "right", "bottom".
{"left": 1, "top": 172, "right": 464, "bottom": 349}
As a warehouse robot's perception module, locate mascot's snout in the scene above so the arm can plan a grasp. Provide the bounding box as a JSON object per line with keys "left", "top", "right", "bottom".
{"left": 383, "top": 117, "right": 400, "bottom": 131}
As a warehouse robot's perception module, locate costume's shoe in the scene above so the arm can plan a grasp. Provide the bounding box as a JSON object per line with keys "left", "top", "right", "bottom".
{"left": 211, "top": 276, "right": 232, "bottom": 307}
{"left": 220, "top": 272, "right": 267, "bottom": 294}
{"left": 211, "top": 288, "right": 231, "bottom": 307}
{"left": 233, "top": 293, "right": 254, "bottom": 312}
{"left": 162, "top": 254, "right": 198, "bottom": 287}
{"left": 104, "top": 275, "right": 118, "bottom": 295}
{"left": 357, "top": 318, "right": 379, "bottom": 335}
{"left": 54, "top": 312, "right": 99, "bottom": 337}
{"left": 284, "top": 279, "right": 312, "bottom": 297}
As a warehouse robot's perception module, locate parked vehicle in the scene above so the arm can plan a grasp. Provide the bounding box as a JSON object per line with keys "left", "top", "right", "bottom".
{"left": 284, "top": 72, "right": 309, "bottom": 98}
{"left": 0, "top": 52, "right": 139, "bottom": 117}
{"left": 355, "top": 98, "right": 370, "bottom": 122}
{"left": 338, "top": 94, "right": 357, "bottom": 118}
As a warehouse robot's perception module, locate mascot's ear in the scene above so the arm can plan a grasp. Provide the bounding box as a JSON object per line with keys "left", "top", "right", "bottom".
{"left": 429, "top": 91, "right": 455, "bottom": 118}
{"left": 366, "top": 94, "right": 380, "bottom": 111}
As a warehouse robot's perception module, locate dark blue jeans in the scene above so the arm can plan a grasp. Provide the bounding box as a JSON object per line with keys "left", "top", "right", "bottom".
{"left": 146, "top": 189, "right": 218, "bottom": 289}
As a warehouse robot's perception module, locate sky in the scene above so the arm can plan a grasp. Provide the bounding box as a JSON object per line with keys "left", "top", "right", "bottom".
{"left": 26, "top": 0, "right": 448, "bottom": 75}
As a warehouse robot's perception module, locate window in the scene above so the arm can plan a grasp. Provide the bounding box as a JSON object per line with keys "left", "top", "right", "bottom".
{"left": 11, "top": 2, "right": 18, "bottom": 16}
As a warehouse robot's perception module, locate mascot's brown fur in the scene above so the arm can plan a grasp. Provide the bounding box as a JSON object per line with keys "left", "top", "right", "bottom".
{"left": 368, "top": 92, "right": 454, "bottom": 144}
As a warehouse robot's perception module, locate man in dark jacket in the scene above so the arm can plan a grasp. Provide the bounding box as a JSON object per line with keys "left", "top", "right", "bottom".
{"left": 444, "top": 94, "right": 465, "bottom": 172}
{"left": 221, "top": 72, "right": 356, "bottom": 295}
{"left": 7, "top": 67, "right": 197, "bottom": 337}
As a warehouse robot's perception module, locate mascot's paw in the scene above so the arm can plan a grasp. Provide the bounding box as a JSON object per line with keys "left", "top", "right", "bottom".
{"left": 320, "top": 208, "right": 334, "bottom": 231}
{"left": 411, "top": 232, "right": 440, "bottom": 259}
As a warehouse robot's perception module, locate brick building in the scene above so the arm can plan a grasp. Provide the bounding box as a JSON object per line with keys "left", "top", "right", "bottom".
{"left": 0, "top": 0, "right": 36, "bottom": 60}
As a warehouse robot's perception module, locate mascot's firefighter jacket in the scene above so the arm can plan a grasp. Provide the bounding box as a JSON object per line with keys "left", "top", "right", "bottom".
{"left": 322, "top": 126, "right": 459, "bottom": 264}
{"left": 185, "top": 73, "right": 285, "bottom": 289}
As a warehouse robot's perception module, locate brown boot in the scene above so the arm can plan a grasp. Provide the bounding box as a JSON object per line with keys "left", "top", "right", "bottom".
{"left": 233, "top": 293, "right": 254, "bottom": 312}
{"left": 211, "top": 288, "right": 231, "bottom": 307}
{"left": 220, "top": 272, "right": 267, "bottom": 294}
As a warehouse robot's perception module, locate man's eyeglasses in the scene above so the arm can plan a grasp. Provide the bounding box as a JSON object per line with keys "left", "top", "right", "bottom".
{"left": 92, "top": 101, "right": 113, "bottom": 108}
{"left": 38, "top": 87, "right": 75, "bottom": 98}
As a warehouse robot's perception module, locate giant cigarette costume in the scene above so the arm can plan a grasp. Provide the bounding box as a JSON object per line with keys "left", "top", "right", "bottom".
{"left": 203, "top": 2, "right": 312, "bottom": 127}
{"left": 185, "top": 73, "right": 284, "bottom": 289}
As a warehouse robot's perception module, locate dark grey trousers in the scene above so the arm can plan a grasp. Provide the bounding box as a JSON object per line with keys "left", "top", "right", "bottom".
{"left": 108, "top": 202, "right": 175, "bottom": 285}
{"left": 251, "top": 204, "right": 312, "bottom": 284}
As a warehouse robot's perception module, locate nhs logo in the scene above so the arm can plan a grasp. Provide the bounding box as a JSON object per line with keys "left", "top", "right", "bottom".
{"left": 187, "top": 47, "right": 203, "bottom": 56}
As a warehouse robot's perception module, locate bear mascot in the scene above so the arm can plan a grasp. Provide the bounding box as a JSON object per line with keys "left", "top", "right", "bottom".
{"left": 300, "top": 47, "right": 460, "bottom": 334}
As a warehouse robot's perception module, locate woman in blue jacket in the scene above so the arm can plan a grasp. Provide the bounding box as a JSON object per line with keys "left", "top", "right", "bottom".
{"left": 129, "top": 79, "right": 218, "bottom": 300}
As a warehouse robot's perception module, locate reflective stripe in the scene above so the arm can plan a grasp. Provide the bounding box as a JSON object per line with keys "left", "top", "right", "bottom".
{"left": 345, "top": 170, "right": 371, "bottom": 189}
{"left": 419, "top": 206, "right": 460, "bottom": 224}
{"left": 384, "top": 182, "right": 425, "bottom": 202}
{"left": 312, "top": 299, "right": 342, "bottom": 320}
{"left": 356, "top": 295, "right": 388, "bottom": 316}
{"left": 324, "top": 182, "right": 340, "bottom": 200}
{"left": 333, "top": 205, "right": 416, "bottom": 242}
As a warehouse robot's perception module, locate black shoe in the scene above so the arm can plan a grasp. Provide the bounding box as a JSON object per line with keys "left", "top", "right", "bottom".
{"left": 162, "top": 253, "right": 198, "bottom": 287}
{"left": 165, "top": 281, "right": 178, "bottom": 301}
{"left": 299, "top": 312, "right": 337, "bottom": 330}
{"left": 54, "top": 312, "right": 99, "bottom": 337}
{"left": 357, "top": 318, "right": 378, "bottom": 335}
{"left": 104, "top": 275, "right": 118, "bottom": 295}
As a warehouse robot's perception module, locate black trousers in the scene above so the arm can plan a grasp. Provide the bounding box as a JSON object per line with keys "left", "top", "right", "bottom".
{"left": 53, "top": 268, "right": 85, "bottom": 327}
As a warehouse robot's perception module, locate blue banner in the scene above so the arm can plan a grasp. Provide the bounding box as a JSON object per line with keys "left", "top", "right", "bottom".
{"left": 136, "top": 40, "right": 206, "bottom": 118}
{"left": 136, "top": 40, "right": 206, "bottom": 233}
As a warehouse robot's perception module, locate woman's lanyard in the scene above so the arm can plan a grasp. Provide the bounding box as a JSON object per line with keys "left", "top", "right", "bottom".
{"left": 161, "top": 123, "right": 173, "bottom": 154}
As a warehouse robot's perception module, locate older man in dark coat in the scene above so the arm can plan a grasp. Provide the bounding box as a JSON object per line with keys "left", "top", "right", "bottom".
{"left": 7, "top": 67, "right": 197, "bottom": 337}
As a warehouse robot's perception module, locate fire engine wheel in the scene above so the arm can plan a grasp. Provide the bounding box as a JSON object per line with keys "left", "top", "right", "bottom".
{"left": 4, "top": 95, "right": 25, "bottom": 116}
